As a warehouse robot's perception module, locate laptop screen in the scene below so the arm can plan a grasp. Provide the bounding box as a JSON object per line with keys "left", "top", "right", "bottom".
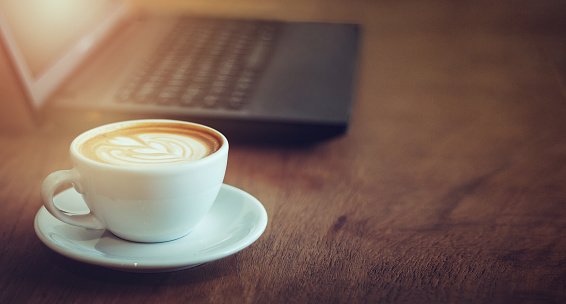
{"left": 0, "top": 0, "right": 126, "bottom": 107}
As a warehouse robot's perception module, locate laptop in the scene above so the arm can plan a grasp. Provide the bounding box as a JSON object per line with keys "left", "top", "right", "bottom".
{"left": 0, "top": 0, "right": 360, "bottom": 143}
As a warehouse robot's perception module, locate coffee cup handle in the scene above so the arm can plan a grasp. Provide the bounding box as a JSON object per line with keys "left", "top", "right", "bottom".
{"left": 40, "top": 169, "right": 105, "bottom": 229}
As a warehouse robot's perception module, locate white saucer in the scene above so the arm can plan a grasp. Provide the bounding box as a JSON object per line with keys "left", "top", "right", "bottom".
{"left": 34, "top": 184, "right": 268, "bottom": 272}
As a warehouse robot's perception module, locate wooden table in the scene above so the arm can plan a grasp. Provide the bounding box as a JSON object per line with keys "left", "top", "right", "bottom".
{"left": 2, "top": 0, "right": 566, "bottom": 302}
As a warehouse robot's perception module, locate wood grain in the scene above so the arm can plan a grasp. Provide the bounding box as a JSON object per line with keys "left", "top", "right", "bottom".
{"left": 2, "top": 0, "right": 566, "bottom": 303}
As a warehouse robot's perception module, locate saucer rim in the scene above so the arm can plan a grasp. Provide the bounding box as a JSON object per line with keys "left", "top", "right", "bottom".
{"left": 34, "top": 184, "right": 268, "bottom": 272}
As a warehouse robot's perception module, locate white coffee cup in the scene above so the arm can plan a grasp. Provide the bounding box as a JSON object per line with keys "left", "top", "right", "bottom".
{"left": 40, "top": 119, "right": 228, "bottom": 243}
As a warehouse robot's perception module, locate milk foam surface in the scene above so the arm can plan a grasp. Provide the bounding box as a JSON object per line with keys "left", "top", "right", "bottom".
{"left": 78, "top": 123, "right": 221, "bottom": 166}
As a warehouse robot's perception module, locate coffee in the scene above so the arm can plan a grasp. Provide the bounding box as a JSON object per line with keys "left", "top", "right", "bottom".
{"left": 42, "top": 119, "right": 228, "bottom": 242}
{"left": 77, "top": 121, "right": 222, "bottom": 166}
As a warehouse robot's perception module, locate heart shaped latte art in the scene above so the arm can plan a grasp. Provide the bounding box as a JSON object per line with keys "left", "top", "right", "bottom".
{"left": 95, "top": 133, "right": 210, "bottom": 166}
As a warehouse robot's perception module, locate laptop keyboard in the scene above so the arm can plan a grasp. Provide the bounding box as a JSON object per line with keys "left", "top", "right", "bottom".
{"left": 116, "top": 17, "right": 281, "bottom": 110}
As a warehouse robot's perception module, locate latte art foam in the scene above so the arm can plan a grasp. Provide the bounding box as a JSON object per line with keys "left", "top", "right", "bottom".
{"left": 78, "top": 122, "right": 222, "bottom": 166}
{"left": 99, "top": 133, "right": 210, "bottom": 165}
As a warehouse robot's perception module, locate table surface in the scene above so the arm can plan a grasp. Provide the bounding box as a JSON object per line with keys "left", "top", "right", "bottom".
{"left": 2, "top": 0, "right": 566, "bottom": 303}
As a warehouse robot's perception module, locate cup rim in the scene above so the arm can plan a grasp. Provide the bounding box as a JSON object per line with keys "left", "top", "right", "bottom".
{"left": 70, "top": 119, "right": 228, "bottom": 170}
